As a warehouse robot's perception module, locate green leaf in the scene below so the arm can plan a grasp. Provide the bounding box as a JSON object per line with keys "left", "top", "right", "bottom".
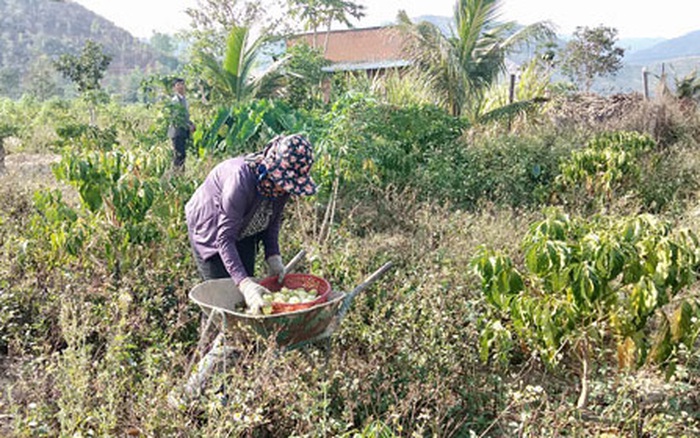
{"left": 649, "top": 314, "right": 672, "bottom": 365}
{"left": 80, "top": 182, "right": 103, "bottom": 212}
{"left": 479, "top": 329, "right": 491, "bottom": 363}
{"left": 524, "top": 245, "right": 539, "bottom": 273}
{"left": 670, "top": 301, "right": 693, "bottom": 344}
{"left": 508, "top": 271, "right": 524, "bottom": 294}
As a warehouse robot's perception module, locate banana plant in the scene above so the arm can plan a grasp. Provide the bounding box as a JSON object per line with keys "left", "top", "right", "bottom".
{"left": 196, "top": 99, "right": 304, "bottom": 155}
{"left": 198, "top": 25, "right": 287, "bottom": 104}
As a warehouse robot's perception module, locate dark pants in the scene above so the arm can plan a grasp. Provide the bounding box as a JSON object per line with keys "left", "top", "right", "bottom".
{"left": 172, "top": 134, "right": 187, "bottom": 169}
{"left": 190, "top": 234, "right": 264, "bottom": 350}
{"left": 190, "top": 232, "right": 264, "bottom": 281}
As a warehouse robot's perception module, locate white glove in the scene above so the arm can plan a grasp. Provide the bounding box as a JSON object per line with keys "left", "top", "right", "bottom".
{"left": 239, "top": 278, "right": 269, "bottom": 314}
{"left": 266, "top": 254, "right": 286, "bottom": 283}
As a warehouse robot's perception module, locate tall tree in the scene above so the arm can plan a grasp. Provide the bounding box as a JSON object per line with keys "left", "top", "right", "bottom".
{"left": 399, "top": 0, "right": 554, "bottom": 120}
{"left": 23, "top": 55, "right": 64, "bottom": 100}
{"left": 53, "top": 40, "right": 112, "bottom": 94}
{"left": 287, "top": 0, "right": 365, "bottom": 50}
{"left": 149, "top": 32, "right": 177, "bottom": 57}
{"left": 560, "top": 26, "right": 625, "bottom": 92}
{"left": 185, "top": 0, "right": 286, "bottom": 58}
{"left": 285, "top": 42, "right": 331, "bottom": 109}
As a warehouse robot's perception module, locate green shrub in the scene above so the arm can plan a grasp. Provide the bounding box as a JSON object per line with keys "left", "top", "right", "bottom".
{"left": 308, "top": 94, "right": 467, "bottom": 202}
{"left": 423, "top": 133, "right": 571, "bottom": 209}
{"left": 554, "top": 130, "right": 700, "bottom": 213}
{"left": 472, "top": 208, "right": 700, "bottom": 376}
{"left": 635, "top": 143, "right": 700, "bottom": 213}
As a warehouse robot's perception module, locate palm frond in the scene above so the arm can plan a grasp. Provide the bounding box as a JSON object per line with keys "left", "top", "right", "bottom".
{"left": 199, "top": 25, "right": 288, "bottom": 103}
{"left": 455, "top": 0, "right": 501, "bottom": 61}
{"left": 223, "top": 26, "right": 248, "bottom": 78}
{"left": 500, "top": 22, "right": 555, "bottom": 54}
{"left": 249, "top": 55, "right": 291, "bottom": 99}
{"left": 200, "top": 52, "right": 230, "bottom": 91}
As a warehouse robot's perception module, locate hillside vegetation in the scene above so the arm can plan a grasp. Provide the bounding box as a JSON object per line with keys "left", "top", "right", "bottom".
{"left": 0, "top": 0, "right": 177, "bottom": 99}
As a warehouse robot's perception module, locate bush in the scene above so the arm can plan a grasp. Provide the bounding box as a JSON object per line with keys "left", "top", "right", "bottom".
{"left": 424, "top": 133, "right": 572, "bottom": 209}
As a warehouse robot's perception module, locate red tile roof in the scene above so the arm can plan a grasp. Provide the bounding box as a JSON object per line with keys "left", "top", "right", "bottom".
{"left": 287, "top": 26, "right": 409, "bottom": 64}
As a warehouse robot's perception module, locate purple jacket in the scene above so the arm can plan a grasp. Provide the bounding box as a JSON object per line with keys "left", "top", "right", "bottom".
{"left": 185, "top": 158, "right": 289, "bottom": 284}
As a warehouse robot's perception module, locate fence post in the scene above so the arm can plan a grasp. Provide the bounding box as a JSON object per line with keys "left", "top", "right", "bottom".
{"left": 642, "top": 67, "right": 649, "bottom": 99}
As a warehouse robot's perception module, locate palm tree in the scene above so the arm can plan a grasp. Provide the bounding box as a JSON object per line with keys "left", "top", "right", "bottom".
{"left": 399, "top": 0, "right": 554, "bottom": 121}
{"left": 198, "top": 25, "right": 286, "bottom": 103}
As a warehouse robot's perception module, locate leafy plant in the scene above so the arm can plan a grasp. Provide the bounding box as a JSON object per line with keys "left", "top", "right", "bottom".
{"left": 555, "top": 131, "right": 656, "bottom": 209}
{"left": 196, "top": 98, "right": 304, "bottom": 155}
{"left": 472, "top": 208, "right": 700, "bottom": 406}
{"left": 55, "top": 123, "right": 118, "bottom": 150}
{"left": 398, "top": 0, "right": 554, "bottom": 121}
{"left": 284, "top": 42, "right": 331, "bottom": 110}
{"left": 51, "top": 146, "right": 167, "bottom": 225}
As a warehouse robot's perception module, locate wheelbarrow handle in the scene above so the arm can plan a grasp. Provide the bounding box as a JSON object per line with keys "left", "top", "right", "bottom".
{"left": 337, "top": 261, "right": 393, "bottom": 320}
{"left": 280, "top": 249, "right": 306, "bottom": 284}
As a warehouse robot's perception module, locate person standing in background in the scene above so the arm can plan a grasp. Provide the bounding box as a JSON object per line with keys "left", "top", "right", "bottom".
{"left": 167, "top": 78, "right": 196, "bottom": 169}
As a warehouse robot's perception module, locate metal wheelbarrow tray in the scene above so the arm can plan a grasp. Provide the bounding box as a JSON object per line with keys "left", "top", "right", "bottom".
{"left": 189, "top": 262, "right": 393, "bottom": 351}
{"left": 170, "top": 262, "right": 393, "bottom": 406}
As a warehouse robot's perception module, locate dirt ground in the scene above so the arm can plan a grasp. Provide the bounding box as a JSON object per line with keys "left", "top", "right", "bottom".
{"left": 0, "top": 357, "right": 15, "bottom": 435}
{"left": 0, "top": 152, "right": 60, "bottom": 184}
{"left": 0, "top": 152, "right": 61, "bottom": 435}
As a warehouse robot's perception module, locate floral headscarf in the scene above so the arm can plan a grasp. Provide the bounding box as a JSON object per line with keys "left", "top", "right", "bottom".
{"left": 247, "top": 134, "right": 317, "bottom": 197}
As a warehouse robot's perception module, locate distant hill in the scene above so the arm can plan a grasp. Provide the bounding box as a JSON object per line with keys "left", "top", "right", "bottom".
{"left": 413, "top": 15, "right": 454, "bottom": 35}
{"left": 0, "top": 0, "right": 180, "bottom": 100}
{"left": 606, "top": 32, "right": 700, "bottom": 96}
{"left": 618, "top": 37, "right": 667, "bottom": 54}
{"left": 625, "top": 30, "right": 700, "bottom": 64}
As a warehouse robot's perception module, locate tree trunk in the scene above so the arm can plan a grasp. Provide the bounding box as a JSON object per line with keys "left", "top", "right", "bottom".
{"left": 0, "top": 138, "right": 5, "bottom": 175}
{"left": 89, "top": 105, "right": 97, "bottom": 127}
{"left": 577, "top": 339, "right": 589, "bottom": 410}
{"left": 323, "top": 20, "right": 332, "bottom": 55}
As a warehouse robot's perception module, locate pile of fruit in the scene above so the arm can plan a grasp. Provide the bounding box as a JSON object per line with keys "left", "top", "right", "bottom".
{"left": 261, "top": 286, "right": 320, "bottom": 315}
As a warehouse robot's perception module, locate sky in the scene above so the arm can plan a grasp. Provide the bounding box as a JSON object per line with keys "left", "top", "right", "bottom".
{"left": 73, "top": 0, "right": 698, "bottom": 41}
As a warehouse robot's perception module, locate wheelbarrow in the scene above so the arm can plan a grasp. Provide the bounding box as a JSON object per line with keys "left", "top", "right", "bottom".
{"left": 171, "top": 257, "right": 393, "bottom": 406}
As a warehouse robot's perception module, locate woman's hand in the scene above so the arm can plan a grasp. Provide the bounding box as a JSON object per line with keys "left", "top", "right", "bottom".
{"left": 239, "top": 278, "right": 270, "bottom": 314}
{"left": 266, "top": 255, "right": 285, "bottom": 283}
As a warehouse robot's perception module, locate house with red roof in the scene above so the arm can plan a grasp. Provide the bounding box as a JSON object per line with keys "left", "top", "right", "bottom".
{"left": 287, "top": 26, "right": 412, "bottom": 76}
